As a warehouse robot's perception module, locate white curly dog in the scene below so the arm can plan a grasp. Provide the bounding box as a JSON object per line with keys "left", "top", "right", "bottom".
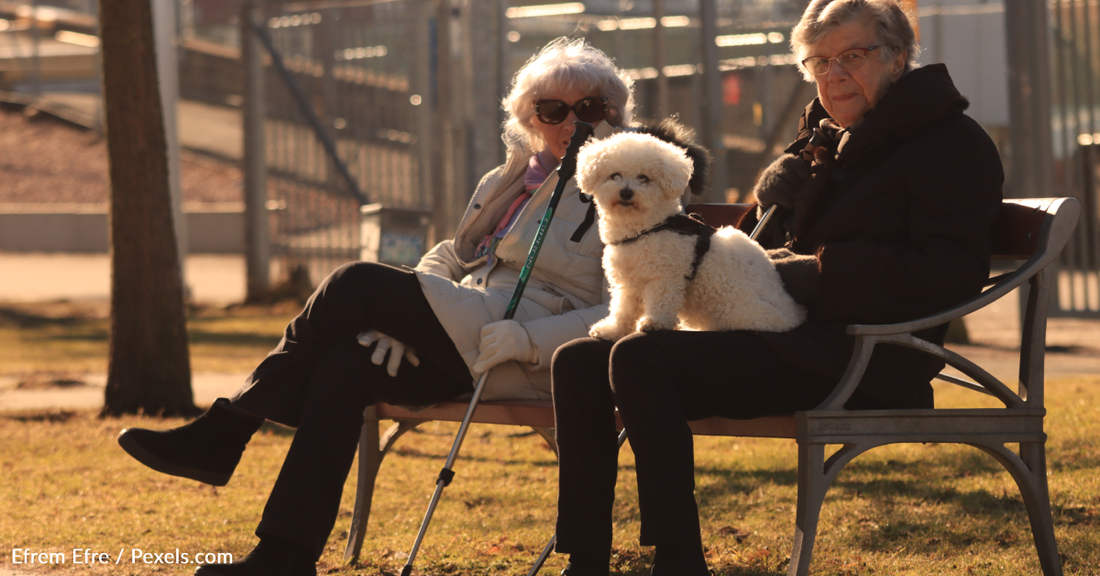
{"left": 578, "top": 132, "right": 806, "bottom": 341}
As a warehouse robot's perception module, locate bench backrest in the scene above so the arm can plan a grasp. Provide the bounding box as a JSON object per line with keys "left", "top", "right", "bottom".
{"left": 687, "top": 200, "right": 1055, "bottom": 260}
{"left": 688, "top": 199, "right": 1082, "bottom": 411}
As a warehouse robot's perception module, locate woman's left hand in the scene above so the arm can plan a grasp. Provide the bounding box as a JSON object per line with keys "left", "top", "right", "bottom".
{"left": 357, "top": 330, "right": 421, "bottom": 377}
{"left": 753, "top": 153, "right": 811, "bottom": 213}
{"left": 472, "top": 320, "right": 539, "bottom": 374}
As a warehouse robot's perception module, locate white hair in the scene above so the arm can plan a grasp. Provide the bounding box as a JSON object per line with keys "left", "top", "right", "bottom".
{"left": 791, "top": 0, "right": 922, "bottom": 82}
{"left": 501, "top": 37, "right": 635, "bottom": 152}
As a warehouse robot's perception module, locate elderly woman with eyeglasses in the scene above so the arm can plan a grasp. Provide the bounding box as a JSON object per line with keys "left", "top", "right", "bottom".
{"left": 551, "top": 1, "right": 1003, "bottom": 574}
{"left": 113, "top": 37, "right": 657, "bottom": 576}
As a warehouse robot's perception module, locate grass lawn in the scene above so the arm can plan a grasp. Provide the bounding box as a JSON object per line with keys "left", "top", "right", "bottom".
{"left": 0, "top": 300, "right": 1098, "bottom": 575}
{"left": 0, "top": 300, "right": 299, "bottom": 375}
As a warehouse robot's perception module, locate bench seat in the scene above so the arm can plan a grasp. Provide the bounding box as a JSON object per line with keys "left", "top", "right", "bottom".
{"left": 345, "top": 198, "right": 1079, "bottom": 576}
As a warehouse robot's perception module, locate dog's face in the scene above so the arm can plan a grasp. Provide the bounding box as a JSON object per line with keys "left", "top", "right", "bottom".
{"left": 577, "top": 133, "right": 693, "bottom": 235}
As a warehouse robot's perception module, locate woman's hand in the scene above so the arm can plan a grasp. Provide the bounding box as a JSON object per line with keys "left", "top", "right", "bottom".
{"left": 357, "top": 330, "right": 421, "bottom": 377}
{"left": 753, "top": 154, "right": 811, "bottom": 215}
{"left": 472, "top": 320, "right": 539, "bottom": 374}
{"left": 768, "top": 248, "right": 821, "bottom": 306}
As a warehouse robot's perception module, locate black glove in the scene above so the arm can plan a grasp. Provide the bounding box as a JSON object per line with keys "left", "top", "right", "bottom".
{"left": 768, "top": 248, "right": 821, "bottom": 306}
{"left": 753, "top": 154, "right": 811, "bottom": 218}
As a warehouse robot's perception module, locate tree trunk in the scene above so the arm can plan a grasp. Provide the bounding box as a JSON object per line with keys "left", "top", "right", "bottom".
{"left": 99, "top": 0, "right": 196, "bottom": 416}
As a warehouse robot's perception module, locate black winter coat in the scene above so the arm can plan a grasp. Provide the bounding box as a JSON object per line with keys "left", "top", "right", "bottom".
{"left": 742, "top": 64, "right": 1003, "bottom": 410}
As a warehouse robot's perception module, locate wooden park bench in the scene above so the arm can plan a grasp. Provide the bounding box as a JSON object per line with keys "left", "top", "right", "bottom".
{"left": 344, "top": 198, "right": 1080, "bottom": 576}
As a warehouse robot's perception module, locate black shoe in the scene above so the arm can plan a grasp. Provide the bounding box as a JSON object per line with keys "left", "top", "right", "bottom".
{"left": 118, "top": 398, "right": 263, "bottom": 486}
{"left": 561, "top": 569, "right": 608, "bottom": 576}
{"left": 194, "top": 536, "right": 315, "bottom": 576}
{"left": 650, "top": 544, "right": 711, "bottom": 576}
{"left": 560, "top": 555, "right": 609, "bottom": 576}
{"left": 650, "top": 565, "right": 713, "bottom": 576}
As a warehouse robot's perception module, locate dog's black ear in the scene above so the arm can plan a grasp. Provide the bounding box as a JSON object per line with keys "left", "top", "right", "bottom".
{"left": 632, "top": 117, "right": 712, "bottom": 199}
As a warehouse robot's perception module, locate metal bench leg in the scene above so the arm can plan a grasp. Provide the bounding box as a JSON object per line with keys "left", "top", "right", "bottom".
{"left": 344, "top": 407, "right": 423, "bottom": 564}
{"left": 788, "top": 442, "right": 864, "bottom": 576}
{"left": 530, "top": 426, "right": 558, "bottom": 455}
{"left": 788, "top": 443, "right": 827, "bottom": 576}
{"left": 977, "top": 442, "right": 1064, "bottom": 576}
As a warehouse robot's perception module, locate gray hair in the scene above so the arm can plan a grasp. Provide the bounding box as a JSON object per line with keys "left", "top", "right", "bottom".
{"left": 502, "top": 37, "right": 635, "bottom": 152}
{"left": 791, "top": 0, "right": 921, "bottom": 82}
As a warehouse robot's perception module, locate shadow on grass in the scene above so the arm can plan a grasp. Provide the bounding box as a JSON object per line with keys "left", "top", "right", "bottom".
{"left": 259, "top": 421, "right": 296, "bottom": 437}
{"left": 389, "top": 445, "right": 559, "bottom": 468}
{"left": 695, "top": 465, "right": 798, "bottom": 498}
{"left": 0, "top": 305, "right": 90, "bottom": 327}
{"left": 1, "top": 409, "right": 78, "bottom": 423}
{"left": 188, "top": 329, "right": 284, "bottom": 347}
{"left": 49, "top": 330, "right": 108, "bottom": 341}
{"left": 21, "top": 326, "right": 283, "bottom": 347}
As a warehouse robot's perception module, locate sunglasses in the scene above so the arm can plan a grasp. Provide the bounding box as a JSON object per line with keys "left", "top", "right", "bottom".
{"left": 534, "top": 96, "right": 609, "bottom": 125}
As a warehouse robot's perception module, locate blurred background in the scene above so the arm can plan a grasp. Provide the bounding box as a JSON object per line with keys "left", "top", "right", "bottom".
{"left": 0, "top": 0, "right": 1096, "bottom": 320}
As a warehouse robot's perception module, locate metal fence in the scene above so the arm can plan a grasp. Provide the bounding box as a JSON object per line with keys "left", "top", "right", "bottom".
{"left": 243, "top": 0, "right": 429, "bottom": 287}
{"left": 0, "top": 0, "right": 101, "bottom": 119}
{"left": 243, "top": 0, "right": 1100, "bottom": 318}
{"left": 1050, "top": 0, "right": 1100, "bottom": 316}
{"left": 240, "top": 0, "right": 820, "bottom": 292}
{"left": 3, "top": 0, "right": 1098, "bottom": 314}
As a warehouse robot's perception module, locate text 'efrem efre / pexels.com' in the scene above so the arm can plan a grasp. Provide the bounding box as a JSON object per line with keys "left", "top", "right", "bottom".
{"left": 11, "top": 547, "right": 233, "bottom": 566}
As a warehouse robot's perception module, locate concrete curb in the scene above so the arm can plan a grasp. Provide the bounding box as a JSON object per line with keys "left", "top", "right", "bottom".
{"left": 0, "top": 204, "right": 246, "bottom": 254}
{"left": 0, "top": 372, "right": 250, "bottom": 412}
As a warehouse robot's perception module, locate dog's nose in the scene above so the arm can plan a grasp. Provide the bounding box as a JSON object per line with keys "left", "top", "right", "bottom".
{"left": 619, "top": 188, "right": 634, "bottom": 201}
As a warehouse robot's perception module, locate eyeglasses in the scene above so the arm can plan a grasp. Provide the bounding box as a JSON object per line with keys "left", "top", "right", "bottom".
{"left": 534, "top": 96, "right": 609, "bottom": 125}
{"left": 801, "top": 46, "right": 880, "bottom": 76}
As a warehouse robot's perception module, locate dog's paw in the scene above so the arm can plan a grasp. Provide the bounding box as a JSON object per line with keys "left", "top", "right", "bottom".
{"left": 637, "top": 316, "right": 677, "bottom": 332}
{"left": 590, "top": 319, "right": 630, "bottom": 341}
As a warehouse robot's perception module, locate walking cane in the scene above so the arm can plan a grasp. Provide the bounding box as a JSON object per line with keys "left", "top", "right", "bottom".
{"left": 525, "top": 202, "right": 781, "bottom": 576}
{"left": 400, "top": 121, "right": 596, "bottom": 576}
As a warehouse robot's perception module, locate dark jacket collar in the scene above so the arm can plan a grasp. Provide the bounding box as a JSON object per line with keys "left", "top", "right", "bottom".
{"left": 785, "top": 64, "right": 970, "bottom": 166}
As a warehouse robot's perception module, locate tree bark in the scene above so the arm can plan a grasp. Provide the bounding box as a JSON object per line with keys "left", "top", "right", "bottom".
{"left": 99, "top": 0, "right": 196, "bottom": 416}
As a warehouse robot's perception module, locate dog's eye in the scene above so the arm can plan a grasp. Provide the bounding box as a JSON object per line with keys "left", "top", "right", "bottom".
{"left": 610, "top": 173, "right": 621, "bottom": 181}
{"left": 636, "top": 175, "right": 650, "bottom": 184}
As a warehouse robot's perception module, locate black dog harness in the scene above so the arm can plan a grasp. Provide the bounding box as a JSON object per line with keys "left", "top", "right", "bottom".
{"left": 609, "top": 213, "right": 715, "bottom": 280}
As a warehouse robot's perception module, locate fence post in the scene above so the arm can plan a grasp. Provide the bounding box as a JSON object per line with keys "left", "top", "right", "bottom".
{"left": 699, "top": 0, "right": 728, "bottom": 202}
{"left": 462, "top": 0, "right": 503, "bottom": 189}
{"left": 243, "top": 1, "right": 270, "bottom": 300}
{"left": 151, "top": 0, "right": 186, "bottom": 291}
{"left": 1005, "top": 0, "right": 1056, "bottom": 322}
{"left": 415, "top": 0, "right": 435, "bottom": 219}
{"left": 654, "top": 0, "right": 668, "bottom": 118}
{"left": 1004, "top": 0, "right": 1055, "bottom": 199}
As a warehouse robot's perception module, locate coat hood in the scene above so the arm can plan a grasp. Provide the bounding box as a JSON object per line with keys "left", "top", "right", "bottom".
{"left": 786, "top": 64, "right": 970, "bottom": 167}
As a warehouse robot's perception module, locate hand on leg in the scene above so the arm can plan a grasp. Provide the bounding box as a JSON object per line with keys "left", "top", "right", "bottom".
{"left": 357, "top": 330, "right": 421, "bottom": 377}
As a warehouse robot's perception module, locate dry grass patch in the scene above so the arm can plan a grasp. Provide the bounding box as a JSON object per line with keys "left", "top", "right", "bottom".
{"left": 2, "top": 376, "right": 1098, "bottom": 575}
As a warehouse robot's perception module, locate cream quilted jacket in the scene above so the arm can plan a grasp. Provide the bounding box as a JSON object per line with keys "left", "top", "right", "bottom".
{"left": 413, "top": 122, "right": 615, "bottom": 400}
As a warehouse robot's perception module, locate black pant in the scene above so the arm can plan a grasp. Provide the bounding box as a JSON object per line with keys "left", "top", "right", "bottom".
{"left": 229, "top": 262, "right": 473, "bottom": 558}
{"left": 552, "top": 331, "right": 839, "bottom": 556}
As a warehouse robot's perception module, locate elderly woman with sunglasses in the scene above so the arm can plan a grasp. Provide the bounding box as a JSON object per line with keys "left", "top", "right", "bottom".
{"left": 114, "top": 37, "right": 635, "bottom": 576}
{"left": 551, "top": 1, "right": 1004, "bottom": 575}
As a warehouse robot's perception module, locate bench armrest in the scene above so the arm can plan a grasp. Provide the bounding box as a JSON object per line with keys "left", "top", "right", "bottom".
{"left": 813, "top": 198, "right": 1082, "bottom": 412}
{"left": 845, "top": 263, "right": 1038, "bottom": 337}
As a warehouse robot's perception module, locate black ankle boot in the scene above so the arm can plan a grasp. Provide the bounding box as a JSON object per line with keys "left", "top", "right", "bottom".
{"left": 651, "top": 544, "right": 711, "bottom": 576}
{"left": 118, "top": 398, "right": 263, "bottom": 486}
{"left": 193, "top": 535, "right": 316, "bottom": 576}
{"left": 560, "top": 552, "right": 610, "bottom": 576}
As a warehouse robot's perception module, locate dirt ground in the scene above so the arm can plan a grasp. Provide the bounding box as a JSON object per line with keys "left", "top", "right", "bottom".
{"left": 0, "top": 104, "right": 242, "bottom": 205}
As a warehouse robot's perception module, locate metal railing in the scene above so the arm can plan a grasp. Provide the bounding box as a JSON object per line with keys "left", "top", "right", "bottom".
{"left": 1050, "top": 0, "right": 1100, "bottom": 315}
{"left": 241, "top": 0, "right": 429, "bottom": 291}
{"left": 4, "top": 0, "right": 1095, "bottom": 315}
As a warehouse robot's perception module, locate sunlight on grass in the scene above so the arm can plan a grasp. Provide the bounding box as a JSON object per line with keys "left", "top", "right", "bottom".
{"left": 2, "top": 376, "right": 1097, "bottom": 575}
{"left": 0, "top": 301, "right": 298, "bottom": 376}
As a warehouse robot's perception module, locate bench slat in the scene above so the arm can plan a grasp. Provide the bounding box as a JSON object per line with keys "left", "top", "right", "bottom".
{"left": 374, "top": 401, "right": 797, "bottom": 439}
